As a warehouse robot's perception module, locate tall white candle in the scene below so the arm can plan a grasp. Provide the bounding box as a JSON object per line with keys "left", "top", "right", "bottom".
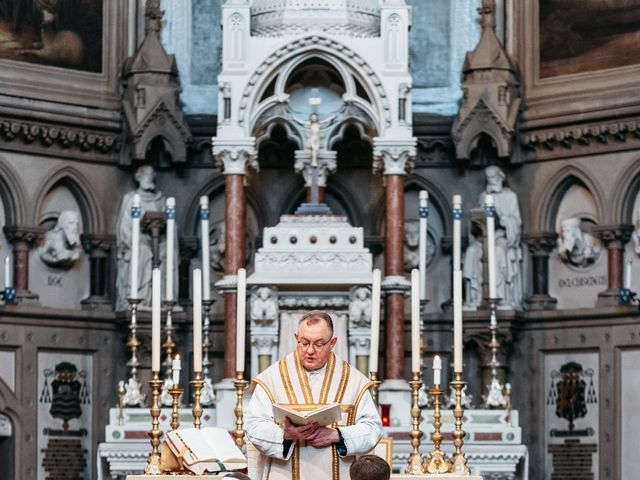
{"left": 433, "top": 354, "right": 442, "bottom": 386}
{"left": 485, "top": 194, "right": 497, "bottom": 299}
{"left": 193, "top": 268, "right": 203, "bottom": 372}
{"left": 452, "top": 195, "right": 462, "bottom": 271}
{"left": 172, "top": 354, "right": 181, "bottom": 385}
{"left": 411, "top": 269, "right": 421, "bottom": 372}
{"left": 624, "top": 259, "right": 632, "bottom": 290}
{"left": 419, "top": 190, "right": 429, "bottom": 301}
{"left": 129, "top": 194, "right": 142, "bottom": 299}
{"left": 369, "top": 269, "right": 381, "bottom": 373}
{"left": 236, "top": 268, "right": 247, "bottom": 373}
{"left": 200, "top": 196, "right": 211, "bottom": 302}
{"left": 151, "top": 268, "right": 161, "bottom": 372}
{"left": 453, "top": 269, "right": 463, "bottom": 373}
{"left": 4, "top": 256, "right": 11, "bottom": 289}
{"left": 165, "top": 197, "right": 176, "bottom": 301}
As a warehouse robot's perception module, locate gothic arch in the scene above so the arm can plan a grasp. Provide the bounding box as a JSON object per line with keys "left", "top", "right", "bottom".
{"left": 611, "top": 156, "right": 640, "bottom": 224}
{"left": 0, "top": 157, "right": 27, "bottom": 226}
{"left": 404, "top": 176, "right": 453, "bottom": 238}
{"left": 536, "top": 165, "right": 605, "bottom": 232}
{"left": 239, "top": 36, "right": 391, "bottom": 135}
{"left": 32, "top": 166, "right": 104, "bottom": 233}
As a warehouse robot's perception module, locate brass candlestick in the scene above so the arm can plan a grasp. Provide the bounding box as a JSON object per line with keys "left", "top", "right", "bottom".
{"left": 234, "top": 370, "right": 249, "bottom": 449}
{"left": 370, "top": 371, "right": 382, "bottom": 405}
{"left": 202, "top": 300, "right": 213, "bottom": 378}
{"left": 449, "top": 371, "right": 470, "bottom": 475}
{"left": 162, "top": 300, "right": 176, "bottom": 380}
{"left": 191, "top": 371, "right": 204, "bottom": 428}
{"left": 424, "top": 384, "right": 451, "bottom": 474}
{"left": 117, "top": 381, "right": 126, "bottom": 426}
{"left": 405, "top": 371, "right": 424, "bottom": 474}
{"left": 144, "top": 371, "right": 163, "bottom": 475}
{"left": 169, "top": 384, "right": 184, "bottom": 431}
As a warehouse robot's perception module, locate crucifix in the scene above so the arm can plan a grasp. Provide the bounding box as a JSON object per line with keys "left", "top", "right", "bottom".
{"left": 307, "top": 96, "right": 322, "bottom": 205}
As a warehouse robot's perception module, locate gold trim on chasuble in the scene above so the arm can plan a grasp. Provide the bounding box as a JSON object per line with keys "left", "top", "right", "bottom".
{"left": 252, "top": 379, "right": 276, "bottom": 404}
{"left": 347, "top": 381, "right": 376, "bottom": 425}
{"left": 278, "top": 358, "right": 297, "bottom": 404}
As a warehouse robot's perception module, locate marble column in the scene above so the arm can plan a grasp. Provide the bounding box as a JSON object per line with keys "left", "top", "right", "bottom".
{"left": 80, "top": 233, "right": 116, "bottom": 310}
{"left": 593, "top": 225, "right": 634, "bottom": 307}
{"left": 373, "top": 140, "right": 416, "bottom": 379}
{"left": 523, "top": 232, "right": 558, "bottom": 311}
{"left": 294, "top": 150, "right": 337, "bottom": 204}
{"left": 2, "top": 225, "right": 43, "bottom": 303}
{"left": 213, "top": 140, "right": 257, "bottom": 378}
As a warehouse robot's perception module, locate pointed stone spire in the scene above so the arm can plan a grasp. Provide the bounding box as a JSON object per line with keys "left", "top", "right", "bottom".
{"left": 120, "top": 0, "right": 192, "bottom": 166}
{"left": 451, "top": 0, "right": 521, "bottom": 162}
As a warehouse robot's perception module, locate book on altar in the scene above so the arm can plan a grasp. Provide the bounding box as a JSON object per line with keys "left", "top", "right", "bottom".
{"left": 163, "top": 427, "right": 247, "bottom": 475}
{"left": 273, "top": 402, "right": 342, "bottom": 427}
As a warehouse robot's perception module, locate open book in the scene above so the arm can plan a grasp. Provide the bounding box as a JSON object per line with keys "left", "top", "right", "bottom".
{"left": 162, "top": 427, "right": 247, "bottom": 475}
{"left": 273, "top": 403, "right": 342, "bottom": 427}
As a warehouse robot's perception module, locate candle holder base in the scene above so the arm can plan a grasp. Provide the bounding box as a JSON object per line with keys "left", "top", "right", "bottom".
{"left": 425, "top": 450, "right": 451, "bottom": 474}
{"left": 449, "top": 373, "right": 470, "bottom": 475}
{"left": 404, "top": 372, "right": 424, "bottom": 474}
{"left": 405, "top": 453, "right": 425, "bottom": 475}
{"left": 370, "top": 371, "right": 382, "bottom": 405}
{"left": 233, "top": 371, "right": 248, "bottom": 449}
{"left": 191, "top": 371, "right": 204, "bottom": 429}
{"left": 145, "top": 372, "right": 163, "bottom": 475}
{"left": 424, "top": 384, "right": 451, "bottom": 474}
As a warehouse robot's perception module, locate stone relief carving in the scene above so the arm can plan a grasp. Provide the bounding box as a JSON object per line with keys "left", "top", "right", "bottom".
{"left": 278, "top": 295, "right": 349, "bottom": 309}
{"left": 462, "top": 166, "right": 523, "bottom": 310}
{"left": 348, "top": 286, "right": 371, "bottom": 327}
{"left": 250, "top": 287, "right": 279, "bottom": 325}
{"left": 557, "top": 217, "right": 602, "bottom": 268}
{"left": 115, "top": 165, "right": 179, "bottom": 311}
{"left": 209, "top": 221, "right": 226, "bottom": 273}
{"left": 38, "top": 210, "right": 82, "bottom": 268}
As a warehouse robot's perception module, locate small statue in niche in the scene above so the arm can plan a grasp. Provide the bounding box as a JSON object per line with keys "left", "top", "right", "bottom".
{"left": 209, "top": 220, "right": 226, "bottom": 273}
{"left": 250, "top": 287, "right": 278, "bottom": 324}
{"left": 349, "top": 286, "right": 371, "bottom": 326}
{"left": 403, "top": 220, "right": 436, "bottom": 272}
{"left": 463, "top": 233, "right": 483, "bottom": 310}
{"left": 38, "top": 210, "right": 82, "bottom": 268}
{"left": 557, "top": 217, "right": 601, "bottom": 267}
{"left": 632, "top": 208, "right": 640, "bottom": 255}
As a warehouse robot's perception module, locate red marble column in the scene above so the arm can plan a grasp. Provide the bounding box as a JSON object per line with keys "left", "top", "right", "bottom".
{"left": 305, "top": 186, "right": 325, "bottom": 204}
{"left": 384, "top": 175, "right": 406, "bottom": 379}
{"left": 2, "top": 226, "right": 42, "bottom": 301}
{"left": 224, "top": 174, "right": 247, "bottom": 377}
{"left": 594, "top": 225, "right": 633, "bottom": 307}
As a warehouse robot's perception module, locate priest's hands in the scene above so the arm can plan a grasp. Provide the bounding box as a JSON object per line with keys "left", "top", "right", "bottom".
{"left": 283, "top": 417, "right": 319, "bottom": 441}
{"left": 306, "top": 426, "right": 340, "bottom": 448}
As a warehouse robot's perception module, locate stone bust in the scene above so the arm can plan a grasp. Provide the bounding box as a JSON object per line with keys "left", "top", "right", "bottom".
{"left": 557, "top": 217, "right": 601, "bottom": 267}
{"left": 38, "top": 210, "right": 82, "bottom": 268}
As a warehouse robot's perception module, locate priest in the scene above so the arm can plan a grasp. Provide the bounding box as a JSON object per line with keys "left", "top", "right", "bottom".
{"left": 245, "top": 310, "right": 383, "bottom": 480}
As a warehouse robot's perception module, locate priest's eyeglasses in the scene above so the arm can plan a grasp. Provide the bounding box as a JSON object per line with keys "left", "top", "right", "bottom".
{"left": 297, "top": 338, "right": 332, "bottom": 351}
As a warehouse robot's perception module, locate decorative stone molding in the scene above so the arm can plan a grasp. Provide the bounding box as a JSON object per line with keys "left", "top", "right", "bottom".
{"left": 237, "top": 36, "right": 391, "bottom": 128}
{"left": 592, "top": 224, "right": 634, "bottom": 249}
{"left": 294, "top": 151, "right": 337, "bottom": 187}
{"left": 381, "top": 275, "right": 411, "bottom": 294}
{"left": 81, "top": 234, "right": 116, "bottom": 256}
{"left": 451, "top": 0, "right": 520, "bottom": 162}
{"left": 278, "top": 295, "right": 350, "bottom": 309}
{"left": 3, "top": 226, "right": 44, "bottom": 246}
{"left": 372, "top": 140, "right": 417, "bottom": 175}
{"left": 121, "top": 0, "right": 192, "bottom": 166}
{"left": 523, "top": 232, "right": 558, "bottom": 256}
{"left": 0, "top": 117, "right": 120, "bottom": 158}
{"left": 212, "top": 140, "right": 258, "bottom": 175}
{"left": 250, "top": 0, "right": 381, "bottom": 37}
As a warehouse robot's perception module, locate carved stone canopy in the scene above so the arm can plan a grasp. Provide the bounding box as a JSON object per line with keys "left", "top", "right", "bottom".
{"left": 451, "top": 0, "right": 521, "bottom": 163}
{"left": 121, "top": 1, "right": 192, "bottom": 166}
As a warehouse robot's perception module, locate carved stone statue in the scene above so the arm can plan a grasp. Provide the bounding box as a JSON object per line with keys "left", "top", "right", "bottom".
{"left": 115, "top": 165, "right": 179, "bottom": 311}
{"left": 250, "top": 287, "right": 278, "bottom": 324}
{"left": 349, "top": 286, "right": 371, "bottom": 326}
{"left": 38, "top": 210, "right": 82, "bottom": 268}
{"left": 404, "top": 220, "right": 436, "bottom": 271}
{"left": 306, "top": 112, "right": 321, "bottom": 167}
{"left": 632, "top": 208, "right": 640, "bottom": 255}
{"left": 209, "top": 220, "right": 226, "bottom": 273}
{"left": 463, "top": 166, "right": 523, "bottom": 309}
{"left": 557, "top": 217, "right": 601, "bottom": 267}
{"left": 463, "top": 234, "right": 483, "bottom": 310}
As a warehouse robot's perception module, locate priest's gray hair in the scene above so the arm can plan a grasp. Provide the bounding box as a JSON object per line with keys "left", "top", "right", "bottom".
{"left": 299, "top": 310, "right": 334, "bottom": 338}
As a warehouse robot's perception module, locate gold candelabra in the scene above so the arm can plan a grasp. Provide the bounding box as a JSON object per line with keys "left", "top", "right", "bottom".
{"left": 234, "top": 370, "right": 248, "bottom": 449}
{"left": 449, "top": 371, "right": 470, "bottom": 475}
{"left": 405, "top": 371, "right": 424, "bottom": 474}
{"left": 144, "top": 371, "right": 163, "bottom": 475}
{"left": 126, "top": 298, "right": 142, "bottom": 384}
{"left": 424, "top": 384, "right": 451, "bottom": 473}
{"left": 191, "top": 371, "right": 204, "bottom": 428}
{"left": 370, "top": 371, "right": 381, "bottom": 405}
{"left": 169, "top": 384, "right": 184, "bottom": 431}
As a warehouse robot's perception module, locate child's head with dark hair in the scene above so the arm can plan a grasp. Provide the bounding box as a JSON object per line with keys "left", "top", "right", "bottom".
{"left": 350, "top": 455, "right": 391, "bottom": 480}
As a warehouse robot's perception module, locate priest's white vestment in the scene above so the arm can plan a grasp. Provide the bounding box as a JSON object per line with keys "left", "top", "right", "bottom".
{"left": 245, "top": 351, "right": 383, "bottom": 480}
